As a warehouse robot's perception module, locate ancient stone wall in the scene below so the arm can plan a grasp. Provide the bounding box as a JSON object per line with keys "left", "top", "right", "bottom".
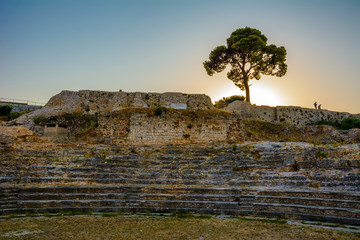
{"left": 32, "top": 108, "right": 360, "bottom": 145}
{"left": 276, "top": 106, "right": 358, "bottom": 126}
{"left": 225, "top": 101, "right": 360, "bottom": 126}
{"left": 96, "top": 110, "right": 238, "bottom": 145}
{"left": 17, "top": 90, "right": 214, "bottom": 124}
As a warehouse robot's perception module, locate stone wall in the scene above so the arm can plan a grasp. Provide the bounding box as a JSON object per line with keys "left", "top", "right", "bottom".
{"left": 17, "top": 90, "right": 214, "bottom": 124}
{"left": 96, "top": 110, "right": 238, "bottom": 145}
{"left": 44, "top": 124, "right": 68, "bottom": 137}
{"left": 17, "top": 89, "right": 360, "bottom": 128}
{"left": 33, "top": 108, "right": 360, "bottom": 145}
{"left": 225, "top": 101, "right": 360, "bottom": 126}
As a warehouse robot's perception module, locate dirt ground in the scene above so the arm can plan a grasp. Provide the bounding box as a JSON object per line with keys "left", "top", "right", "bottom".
{"left": 0, "top": 215, "right": 359, "bottom": 240}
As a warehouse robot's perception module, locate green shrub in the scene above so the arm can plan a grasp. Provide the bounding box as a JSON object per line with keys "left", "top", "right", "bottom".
{"left": 102, "top": 212, "right": 118, "bottom": 217}
{"left": 315, "top": 117, "right": 360, "bottom": 130}
{"left": 75, "top": 119, "right": 98, "bottom": 135}
{"left": 196, "top": 214, "right": 212, "bottom": 219}
{"left": 339, "top": 118, "right": 360, "bottom": 130}
{"left": 0, "top": 105, "right": 13, "bottom": 116}
{"left": 315, "top": 119, "right": 340, "bottom": 128}
{"left": 290, "top": 161, "right": 300, "bottom": 171}
{"left": 232, "top": 144, "right": 237, "bottom": 151}
{"left": 172, "top": 212, "right": 194, "bottom": 218}
{"left": 8, "top": 111, "right": 22, "bottom": 119}
{"left": 316, "top": 149, "right": 328, "bottom": 158}
{"left": 214, "top": 95, "right": 245, "bottom": 108}
{"left": 153, "top": 103, "right": 166, "bottom": 116}
{"left": 33, "top": 116, "right": 47, "bottom": 125}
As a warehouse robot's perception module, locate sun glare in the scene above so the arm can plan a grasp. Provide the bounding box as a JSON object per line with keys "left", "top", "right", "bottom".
{"left": 251, "top": 85, "right": 285, "bottom": 107}
{"left": 212, "top": 84, "right": 285, "bottom": 107}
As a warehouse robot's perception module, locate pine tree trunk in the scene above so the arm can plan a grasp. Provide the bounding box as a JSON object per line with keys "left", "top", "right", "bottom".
{"left": 244, "top": 80, "right": 250, "bottom": 103}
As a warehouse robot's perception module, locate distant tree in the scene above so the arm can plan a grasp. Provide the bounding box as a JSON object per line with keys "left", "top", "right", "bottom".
{"left": 0, "top": 105, "right": 13, "bottom": 116}
{"left": 204, "top": 27, "right": 287, "bottom": 103}
{"left": 214, "top": 95, "right": 245, "bottom": 109}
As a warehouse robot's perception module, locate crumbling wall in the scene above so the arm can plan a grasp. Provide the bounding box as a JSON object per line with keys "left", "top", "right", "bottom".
{"left": 225, "top": 101, "right": 360, "bottom": 126}
{"left": 276, "top": 106, "right": 358, "bottom": 126}
{"left": 17, "top": 90, "right": 214, "bottom": 124}
{"left": 225, "top": 101, "right": 276, "bottom": 122}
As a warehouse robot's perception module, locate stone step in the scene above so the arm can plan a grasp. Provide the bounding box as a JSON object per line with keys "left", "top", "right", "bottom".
{"left": 139, "top": 193, "right": 255, "bottom": 202}
{"left": 255, "top": 195, "right": 360, "bottom": 209}
{"left": 33, "top": 179, "right": 298, "bottom": 187}
{"left": 4, "top": 189, "right": 358, "bottom": 205}
{"left": 2, "top": 176, "right": 358, "bottom": 190}
{"left": 16, "top": 192, "right": 128, "bottom": 201}
{"left": 14, "top": 199, "right": 253, "bottom": 211}
{"left": 253, "top": 202, "right": 360, "bottom": 219}
{"left": 3, "top": 199, "right": 359, "bottom": 225}
{"left": 0, "top": 206, "right": 254, "bottom": 216}
{"left": 6, "top": 190, "right": 359, "bottom": 208}
{"left": 254, "top": 210, "right": 360, "bottom": 225}
{"left": 2, "top": 170, "right": 357, "bottom": 186}
{"left": 136, "top": 200, "right": 253, "bottom": 210}
{"left": 11, "top": 186, "right": 257, "bottom": 196}
{"left": 13, "top": 192, "right": 255, "bottom": 203}
{"left": 257, "top": 190, "right": 360, "bottom": 201}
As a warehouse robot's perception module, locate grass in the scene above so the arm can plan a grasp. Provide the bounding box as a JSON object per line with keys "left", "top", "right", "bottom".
{"left": 316, "top": 149, "right": 328, "bottom": 158}
{"left": 0, "top": 215, "right": 358, "bottom": 240}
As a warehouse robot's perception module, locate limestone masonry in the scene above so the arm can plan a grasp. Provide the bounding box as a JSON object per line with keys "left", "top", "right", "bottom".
{"left": 17, "top": 90, "right": 213, "bottom": 122}
{"left": 18, "top": 90, "right": 359, "bottom": 129}
{"left": 225, "top": 100, "right": 360, "bottom": 126}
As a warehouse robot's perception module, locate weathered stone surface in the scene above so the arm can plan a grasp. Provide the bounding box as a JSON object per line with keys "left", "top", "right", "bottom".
{"left": 17, "top": 90, "right": 214, "bottom": 123}
{"left": 1, "top": 142, "right": 359, "bottom": 224}
{"left": 225, "top": 101, "right": 360, "bottom": 126}
{"left": 0, "top": 125, "right": 34, "bottom": 137}
{"left": 349, "top": 128, "right": 360, "bottom": 142}
{"left": 0, "top": 133, "right": 15, "bottom": 147}
{"left": 24, "top": 109, "right": 359, "bottom": 145}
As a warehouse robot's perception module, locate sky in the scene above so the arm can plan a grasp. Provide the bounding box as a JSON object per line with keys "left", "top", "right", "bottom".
{"left": 0, "top": 0, "right": 359, "bottom": 113}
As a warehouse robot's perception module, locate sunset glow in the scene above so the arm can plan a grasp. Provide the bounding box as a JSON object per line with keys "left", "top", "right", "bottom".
{"left": 212, "top": 83, "right": 285, "bottom": 107}
{"left": 251, "top": 86, "right": 285, "bottom": 107}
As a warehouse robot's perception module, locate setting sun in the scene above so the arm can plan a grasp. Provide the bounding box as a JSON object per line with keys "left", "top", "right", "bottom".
{"left": 251, "top": 85, "right": 285, "bottom": 107}
{"left": 212, "top": 83, "right": 285, "bottom": 107}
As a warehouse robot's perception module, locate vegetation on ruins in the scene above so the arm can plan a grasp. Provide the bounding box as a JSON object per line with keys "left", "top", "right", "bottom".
{"left": 316, "top": 117, "right": 360, "bottom": 130}
{"left": 152, "top": 103, "right": 167, "bottom": 116}
{"left": 203, "top": 27, "right": 287, "bottom": 103}
{"left": 0, "top": 104, "right": 25, "bottom": 120}
{"left": 0, "top": 105, "right": 13, "bottom": 116}
{"left": 214, "top": 95, "right": 245, "bottom": 108}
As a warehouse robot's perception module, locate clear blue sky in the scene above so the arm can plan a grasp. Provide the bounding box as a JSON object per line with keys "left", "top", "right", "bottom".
{"left": 1, "top": 0, "right": 359, "bottom": 113}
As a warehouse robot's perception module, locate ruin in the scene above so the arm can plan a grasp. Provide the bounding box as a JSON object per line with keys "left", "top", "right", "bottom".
{"left": 225, "top": 100, "right": 360, "bottom": 126}
{"left": 1, "top": 90, "right": 360, "bottom": 227}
